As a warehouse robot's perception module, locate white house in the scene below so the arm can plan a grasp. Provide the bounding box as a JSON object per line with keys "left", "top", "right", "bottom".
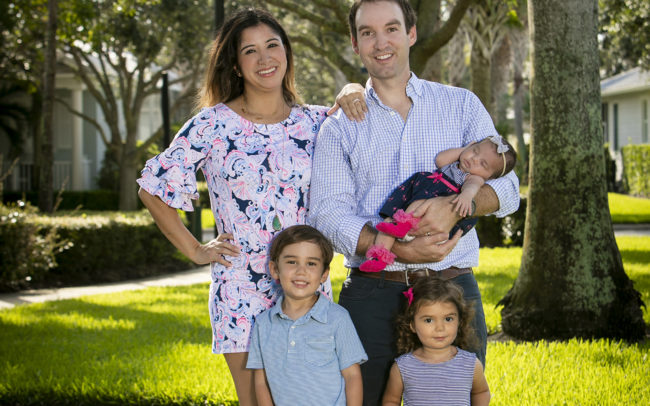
{"left": 2, "top": 63, "right": 184, "bottom": 193}
{"left": 601, "top": 67, "right": 650, "bottom": 151}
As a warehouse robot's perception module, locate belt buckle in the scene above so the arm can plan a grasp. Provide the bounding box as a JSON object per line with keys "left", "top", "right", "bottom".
{"left": 403, "top": 269, "right": 411, "bottom": 286}
{"left": 404, "top": 268, "right": 431, "bottom": 286}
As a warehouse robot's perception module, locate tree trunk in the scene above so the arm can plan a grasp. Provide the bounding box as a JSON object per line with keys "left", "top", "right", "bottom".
{"left": 511, "top": 23, "right": 529, "bottom": 182}
{"left": 118, "top": 154, "right": 139, "bottom": 211}
{"left": 490, "top": 35, "right": 511, "bottom": 127}
{"left": 499, "top": 0, "right": 645, "bottom": 340}
{"left": 470, "top": 43, "right": 492, "bottom": 116}
{"left": 38, "top": 0, "right": 57, "bottom": 213}
{"left": 118, "top": 127, "right": 140, "bottom": 211}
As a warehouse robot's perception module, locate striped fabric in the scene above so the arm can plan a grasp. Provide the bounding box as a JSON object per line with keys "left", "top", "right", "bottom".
{"left": 396, "top": 349, "right": 476, "bottom": 405}
{"left": 309, "top": 73, "right": 520, "bottom": 270}
{"left": 247, "top": 292, "right": 367, "bottom": 405}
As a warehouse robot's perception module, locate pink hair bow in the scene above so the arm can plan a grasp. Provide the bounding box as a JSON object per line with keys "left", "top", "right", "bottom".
{"left": 403, "top": 287, "right": 414, "bottom": 306}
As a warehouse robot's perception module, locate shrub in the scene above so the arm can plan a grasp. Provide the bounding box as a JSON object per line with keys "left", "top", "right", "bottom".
{"left": 2, "top": 190, "right": 121, "bottom": 210}
{"left": 197, "top": 181, "right": 210, "bottom": 208}
{"left": 0, "top": 208, "right": 194, "bottom": 292}
{"left": 33, "top": 211, "right": 194, "bottom": 288}
{"left": 621, "top": 144, "right": 650, "bottom": 198}
{"left": 603, "top": 143, "right": 617, "bottom": 192}
{"left": 476, "top": 196, "right": 527, "bottom": 247}
{"left": 0, "top": 201, "right": 62, "bottom": 291}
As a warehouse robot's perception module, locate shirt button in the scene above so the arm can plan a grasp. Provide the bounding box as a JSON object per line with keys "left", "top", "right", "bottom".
{"left": 291, "top": 326, "right": 295, "bottom": 329}
{"left": 390, "top": 111, "right": 396, "bottom": 116}
{"left": 290, "top": 341, "right": 296, "bottom": 346}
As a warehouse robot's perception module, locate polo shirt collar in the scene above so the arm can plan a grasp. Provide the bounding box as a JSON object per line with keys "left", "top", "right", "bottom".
{"left": 271, "top": 292, "right": 329, "bottom": 324}
{"left": 366, "top": 72, "right": 424, "bottom": 110}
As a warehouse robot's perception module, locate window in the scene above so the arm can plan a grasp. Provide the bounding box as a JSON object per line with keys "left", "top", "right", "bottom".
{"left": 643, "top": 100, "right": 648, "bottom": 143}
{"left": 613, "top": 104, "right": 619, "bottom": 150}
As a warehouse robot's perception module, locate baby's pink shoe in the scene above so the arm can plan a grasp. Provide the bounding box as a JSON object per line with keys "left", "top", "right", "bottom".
{"left": 376, "top": 210, "right": 420, "bottom": 238}
{"left": 359, "top": 245, "right": 396, "bottom": 272}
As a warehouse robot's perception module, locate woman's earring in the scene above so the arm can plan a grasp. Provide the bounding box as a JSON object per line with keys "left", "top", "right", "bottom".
{"left": 234, "top": 68, "right": 242, "bottom": 77}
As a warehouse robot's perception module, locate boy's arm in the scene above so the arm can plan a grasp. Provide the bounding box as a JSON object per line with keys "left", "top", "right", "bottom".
{"left": 381, "top": 363, "right": 404, "bottom": 406}
{"left": 254, "top": 369, "right": 275, "bottom": 406}
{"left": 341, "top": 363, "right": 363, "bottom": 406}
{"left": 470, "top": 359, "right": 491, "bottom": 406}
{"left": 435, "top": 146, "right": 465, "bottom": 168}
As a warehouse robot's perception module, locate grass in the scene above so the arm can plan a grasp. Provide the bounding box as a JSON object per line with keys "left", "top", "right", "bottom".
{"left": 1, "top": 237, "right": 648, "bottom": 405}
{"left": 608, "top": 193, "right": 650, "bottom": 223}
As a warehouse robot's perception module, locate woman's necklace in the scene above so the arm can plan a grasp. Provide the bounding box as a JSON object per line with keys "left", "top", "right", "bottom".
{"left": 240, "top": 93, "right": 290, "bottom": 231}
{"left": 241, "top": 93, "right": 289, "bottom": 124}
{"left": 272, "top": 126, "right": 288, "bottom": 232}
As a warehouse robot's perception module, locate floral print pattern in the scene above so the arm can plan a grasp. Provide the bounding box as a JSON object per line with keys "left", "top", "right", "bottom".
{"left": 137, "top": 103, "right": 331, "bottom": 353}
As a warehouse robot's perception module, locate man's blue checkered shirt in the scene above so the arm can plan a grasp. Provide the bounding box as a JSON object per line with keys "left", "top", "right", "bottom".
{"left": 308, "top": 74, "right": 520, "bottom": 270}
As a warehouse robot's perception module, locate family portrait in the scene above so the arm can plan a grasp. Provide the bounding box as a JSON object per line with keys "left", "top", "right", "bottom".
{"left": 1, "top": 0, "right": 648, "bottom": 405}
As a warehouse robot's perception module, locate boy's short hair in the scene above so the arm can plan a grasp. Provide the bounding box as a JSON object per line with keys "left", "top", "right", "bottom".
{"left": 269, "top": 225, "right": 334, "bottom": 271}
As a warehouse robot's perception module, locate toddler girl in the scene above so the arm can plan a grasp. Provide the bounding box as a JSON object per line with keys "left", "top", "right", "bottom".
{"left": 361, "top": 135, "right": 517, "bottom": 271}
{"left": 382, "top": 277, "right": 490, "bottom": 406}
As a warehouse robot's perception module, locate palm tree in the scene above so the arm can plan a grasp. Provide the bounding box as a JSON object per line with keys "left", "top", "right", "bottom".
{"left": 0, "top": 83, "right": 30, "bottom": 197}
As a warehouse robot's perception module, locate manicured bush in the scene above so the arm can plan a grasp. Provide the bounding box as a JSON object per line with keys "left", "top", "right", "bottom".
{"left": 32, "top": 211, "right": 193, "bottom": 288}
{"left": 0, "top": 202, "right": 61, "bottom": 291}
{"left": 603, "top": 143, "right": 618, "bottom": 192}
{"left": 3, "top": 189, "right": 121, "bottom": 210}
{"left": 0, "top": 209, "right": 193, "bottom": 292}
{"left": 622, "top": 144, "right": 650, "bottom": 198}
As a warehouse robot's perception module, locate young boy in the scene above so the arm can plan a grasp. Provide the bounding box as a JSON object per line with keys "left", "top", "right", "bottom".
{"left": 246, "top": 225, "right": 367, "bottom": 406}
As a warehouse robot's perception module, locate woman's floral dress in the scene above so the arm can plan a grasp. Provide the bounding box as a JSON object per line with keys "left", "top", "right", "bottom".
{"left": 137, "top": 104, "right": 331, "bottom": 353}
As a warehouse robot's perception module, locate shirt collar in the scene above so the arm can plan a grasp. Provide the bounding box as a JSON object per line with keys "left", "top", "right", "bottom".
{"left": 366, "top": 72, "right": 424, "bottom": 109}
{"left": 271, "top": 292, "right": 329, "bottom": 324}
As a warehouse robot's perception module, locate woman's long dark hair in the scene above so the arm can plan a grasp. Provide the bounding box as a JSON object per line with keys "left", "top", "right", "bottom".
{"left": 198, "top": 8, "right": 299, "bottom": 108}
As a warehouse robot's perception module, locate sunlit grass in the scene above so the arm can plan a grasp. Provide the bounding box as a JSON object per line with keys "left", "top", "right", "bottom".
{"left": 1, "top": 237, "right": 648, "bottom": 405}
{"left": 609, "top": 193, "right": 650, "bottom": 223}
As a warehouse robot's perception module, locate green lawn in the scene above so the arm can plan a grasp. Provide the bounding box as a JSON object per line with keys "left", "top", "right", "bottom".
{"left": 608, "top": 193, "right": 650, "bottom": 223}
{"left": 1, "top": 236, "right": 648, "bottom": 405}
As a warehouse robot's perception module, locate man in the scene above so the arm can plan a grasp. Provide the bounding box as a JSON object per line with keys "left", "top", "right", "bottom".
{"left": 308, "top": 0, "right": 520, "bottom": 404}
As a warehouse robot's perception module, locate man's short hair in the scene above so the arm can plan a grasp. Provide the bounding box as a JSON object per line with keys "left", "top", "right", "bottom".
{"left": 348, "top": 0, "right": 417, "bottom": 41}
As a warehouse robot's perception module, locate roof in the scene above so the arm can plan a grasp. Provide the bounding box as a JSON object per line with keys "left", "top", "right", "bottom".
{"left": 601, "top": 67, "right": 650, "bottom": 97}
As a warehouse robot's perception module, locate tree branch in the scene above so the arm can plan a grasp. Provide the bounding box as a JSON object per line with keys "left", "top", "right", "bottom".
{"left": 411, "top": 0, "right": 475, "bottom": 73}
{"left": 53, "top": 96, "right": 110, "bottom": 147}
{"left": 265, "top": 0, "right": 348, "bottom": 34}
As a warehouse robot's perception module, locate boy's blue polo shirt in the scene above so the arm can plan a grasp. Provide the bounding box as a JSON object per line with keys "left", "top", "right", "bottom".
{"left": 247, "top": 292, "right": 367, "bottom": 405}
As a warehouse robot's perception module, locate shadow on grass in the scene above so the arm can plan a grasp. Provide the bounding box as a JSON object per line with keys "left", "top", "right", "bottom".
{"left": 620, "top": 248, "right": 650, "bottom": 264}
{"left": 0, "top": 285, "right": 236, "bottom": 405}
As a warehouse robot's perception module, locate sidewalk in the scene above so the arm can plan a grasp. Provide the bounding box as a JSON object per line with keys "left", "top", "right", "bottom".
{"left": 1, "top": 225, "right": 648, "bottom": 311}
{"left": 0, "top": 265, "right": 211, "bottom": 310}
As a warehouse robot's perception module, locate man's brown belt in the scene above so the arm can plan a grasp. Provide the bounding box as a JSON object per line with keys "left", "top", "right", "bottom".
{"left": 350, "top": 267, "right": 472, "bottom": 286}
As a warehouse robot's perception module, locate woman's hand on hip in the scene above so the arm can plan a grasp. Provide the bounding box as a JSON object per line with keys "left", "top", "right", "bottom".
{"left": 191, "top": 233, "right": 239, "bottom": 267}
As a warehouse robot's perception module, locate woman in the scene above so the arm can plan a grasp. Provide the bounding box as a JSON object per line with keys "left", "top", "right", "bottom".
{"left": 138, "top": 8, "right": 363, "bottom": 405}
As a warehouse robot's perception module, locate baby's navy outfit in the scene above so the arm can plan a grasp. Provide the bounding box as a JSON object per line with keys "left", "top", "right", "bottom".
{"left": 379, "top": 163, "right": 478, "bottom": 238}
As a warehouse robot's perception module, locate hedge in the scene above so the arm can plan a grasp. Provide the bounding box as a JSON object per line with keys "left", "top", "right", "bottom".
{"left": 0, "top": 205, "right": 194, "bottom": 292}
{"left": 476, "top": 196, "right": 526, "bottom": 247}
{"left": 0, "top": 202, "right": 60, "bottom": 291}
{"left": 622, "top": 144, "right": 650, "bottom": 198}
{"left": 2, "top": 189, "right": 124, "bottom": 211}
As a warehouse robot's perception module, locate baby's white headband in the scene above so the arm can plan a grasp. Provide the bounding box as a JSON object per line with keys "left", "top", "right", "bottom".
{"left": 488, "top": 136, "right": 509, "bottom": 177}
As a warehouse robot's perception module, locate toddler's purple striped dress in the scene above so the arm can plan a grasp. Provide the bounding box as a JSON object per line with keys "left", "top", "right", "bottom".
{"left": 396, "top": 348, "right": 476, "bottom": 406}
